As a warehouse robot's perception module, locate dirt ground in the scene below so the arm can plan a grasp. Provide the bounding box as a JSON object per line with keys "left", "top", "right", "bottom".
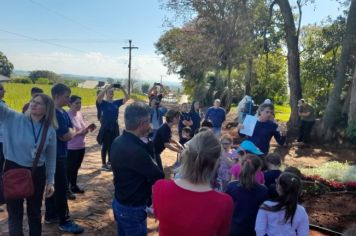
{"left": 0, "top": 100, "right": 355, "bottom": 235}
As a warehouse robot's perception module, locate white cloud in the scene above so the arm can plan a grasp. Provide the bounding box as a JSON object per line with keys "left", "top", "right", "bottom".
{"left": 7, "top": 51, "right": 180, "bottom": 83}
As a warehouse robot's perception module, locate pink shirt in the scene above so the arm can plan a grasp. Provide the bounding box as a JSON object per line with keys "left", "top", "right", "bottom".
{"left": 68, "top": 110, "right": 87, "bottom": 150}
{"left": 231, "top": 163, "right": 265, "bottom": 184}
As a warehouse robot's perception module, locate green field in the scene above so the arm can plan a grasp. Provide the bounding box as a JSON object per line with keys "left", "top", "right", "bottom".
{"left": 2, "top": 83, "right": 146, "bottom": 112}
{"left": 230, "top": 104, "right": 291, "bottom": 122}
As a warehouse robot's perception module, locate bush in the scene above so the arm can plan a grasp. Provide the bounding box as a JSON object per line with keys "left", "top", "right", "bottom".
{"left": 11, "top": 77, "right": 32, "bottom": 84}
{"left": 35, "top": 77, "right": 49, "bottom": 84}
{"left": 346, "top": 121, "right": 356, "bottom": 143}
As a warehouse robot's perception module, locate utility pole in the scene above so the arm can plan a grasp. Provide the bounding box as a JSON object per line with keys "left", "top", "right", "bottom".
{"left": 160, "top": 75, "right": 166, "bottom": 84}
{"left": 123, "top": 40, "right": 138, "bottom": 95}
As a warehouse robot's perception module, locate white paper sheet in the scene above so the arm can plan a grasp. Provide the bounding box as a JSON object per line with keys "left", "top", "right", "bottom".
{"left": 240, "top": 115, "right": 258, "bottom": 136}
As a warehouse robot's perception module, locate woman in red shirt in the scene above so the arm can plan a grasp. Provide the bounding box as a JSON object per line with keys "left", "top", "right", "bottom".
{"left": 153, "top": 130, "right": 234, "bottom": 236}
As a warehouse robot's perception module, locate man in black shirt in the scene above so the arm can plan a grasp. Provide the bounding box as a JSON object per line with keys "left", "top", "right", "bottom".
{"left": 110, "top": 102, "right": 164, "bottom": 236}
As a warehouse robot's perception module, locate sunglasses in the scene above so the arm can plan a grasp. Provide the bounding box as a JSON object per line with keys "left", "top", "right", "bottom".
{"left": 221, "top": 142, "right": 232, "bottom": 145}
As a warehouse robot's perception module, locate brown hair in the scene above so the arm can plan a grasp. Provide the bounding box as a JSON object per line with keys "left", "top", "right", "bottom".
{"left": 165, "top": 109, "right": 181, "bottom": 123}
{"left": 179, "top": 130, "right": 221, "bottom": 184}
{"left": 265, "top": 153, "right": 282, "bottom": 167}
{"left": 240, "top": 154, "right": 262, "bottom": 190}
{"left": 258, "top": 103, "right": 274, "bottom": 116}
{"left": 284, "top": 166, "right": 302, "bottom": 178}
{"left": 29, "top": 93, "right": 58, "bottom": 129}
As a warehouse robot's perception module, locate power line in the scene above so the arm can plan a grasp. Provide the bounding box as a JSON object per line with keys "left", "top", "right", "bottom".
{"left": 0, "top": 28, "right": 87, "bottom": 53}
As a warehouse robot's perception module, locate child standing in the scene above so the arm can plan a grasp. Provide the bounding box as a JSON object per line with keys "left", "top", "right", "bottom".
{"left": 264, "top": 153, "right": 282, "bottom": 199}
{"left": 226, "top": 154, "right": 268, "bottom": 236}
{"left": 230, "top": 140, "right": 265, "bottom": 184}
{"left": 215, "top": 134, "right": 238, "bottom": 192}
{"left": 255, "top": 172, "right": 309, "bottom": 236}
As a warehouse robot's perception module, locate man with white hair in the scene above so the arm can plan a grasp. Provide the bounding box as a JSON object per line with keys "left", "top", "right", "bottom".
{"left": 205, "top": 99, "right": 226, "bottom": 136}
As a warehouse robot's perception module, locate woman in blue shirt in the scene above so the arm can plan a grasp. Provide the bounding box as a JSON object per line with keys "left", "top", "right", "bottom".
{"left": 96, "top": 84, "right": 129, "bottom": 171}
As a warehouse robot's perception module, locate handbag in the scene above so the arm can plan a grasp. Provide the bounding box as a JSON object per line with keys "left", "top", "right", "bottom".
{"left": 3, "top": 122, "right": 49, "bottom": 200}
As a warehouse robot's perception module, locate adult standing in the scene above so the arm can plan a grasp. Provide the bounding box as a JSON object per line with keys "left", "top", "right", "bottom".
{"left": 67, "top": 95, "right": 96, "bottom": 194}
{"left": 178, "top": 103, "right": 193, "bottom": 139}
{"left": 238, "top": 103, "right": 286, "bottom": 155}
{"left": 148, "top": 83, "right": 168, "bottom": 102}
{"left": 1, "top": 93, "right": 57, "bottom": 236}
{"left": 153, "top": 130, "right": 234, "bottom": 236}
{"left": 0, "top": 83, "right": 6, "bottom": 207}
{"left": 111, "top": 102, "right": 164, "bottom": 236}
{"left": 149, "top": 98, "right": 167, "bottom": 138}
{"left": 45, "top": 83, "right": 84, "bottom": 234}
{"left": 189, "top": 101, "right": 201, "bottom": 136}
{"left": 297, "top": 99, "right": 315, "bottom": 145}
{"left": 96, "top": 84, "right": 129, "bottom": 170}
{"left": 205, "top": 99, "right": 226, "bottom": 136}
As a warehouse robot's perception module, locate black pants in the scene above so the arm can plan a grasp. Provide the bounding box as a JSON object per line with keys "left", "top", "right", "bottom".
{"left": 45, "top": 157, "right": 70, "bottom": 225}
{"left": 101, "top": 128, "right": 119, "bottom": 165}
{"left": 5, "top": 160, "right": 46, "bottom": 236}
{"left": 0, "top": 142, "right": 5, "bottom": 204}
{"left": 298, "top": 120, "right": 315, "bottom": 143}
{"left": 67, "top": 149, "right": 85, "bottom": 188}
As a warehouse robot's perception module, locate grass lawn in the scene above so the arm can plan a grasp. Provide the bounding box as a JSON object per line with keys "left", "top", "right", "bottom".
{"left": 2, "top": 83, "right": 146, "bottom": 112}
{"left": 229, "top": 104, "right": 291, "bottom": 122}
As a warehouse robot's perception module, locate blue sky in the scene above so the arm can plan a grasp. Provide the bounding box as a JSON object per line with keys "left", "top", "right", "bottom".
{"left": 0, "top": 0, "right": 347, "bottom": 83}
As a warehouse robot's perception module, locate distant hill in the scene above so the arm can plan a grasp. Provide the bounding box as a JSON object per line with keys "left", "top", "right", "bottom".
{"left": 12, "top": 70, "right": 182, "bottom": 89}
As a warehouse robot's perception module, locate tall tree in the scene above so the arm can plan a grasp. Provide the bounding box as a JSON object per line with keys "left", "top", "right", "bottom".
{"left": 272, "top": 0, "right": 303, "bottom": 132}
{"left": 0, "top": 52, "right": 14, "bottom": 77}
{"left": 349, "top": 65, "right": 356, "bottom": 124}
{"left": 323, "top": 0, "right": 356, "bottom": 140}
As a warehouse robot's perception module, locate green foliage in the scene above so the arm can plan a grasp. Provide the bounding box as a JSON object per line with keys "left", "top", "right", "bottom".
{"left": 10, "top": 77, "right": 32, "bottom": 84}
{"left": 346, "top": 121, "right": 356, "bottom": 143}
{"left": 0, "top": 51, "right": 14, "bottom": 77}
{"left": 274, "top": 105, "right": 291, "bottom": 122}
{"left": 252, "top": 50, "right": 288, "bottom": 105}
{"left": 29, "top": 70, "right": 60, "bottom": 84}
{"left": 63, "top": 79, "right": 78, "bottom": 87}
{"left": 35, "top": 77, "right": 49, "bottom": 85}
{"left": 300, "top": 17, "right": 346, "bottom": 116}
{"left": 299, "top": 161, "right": 356, "bottom": 182}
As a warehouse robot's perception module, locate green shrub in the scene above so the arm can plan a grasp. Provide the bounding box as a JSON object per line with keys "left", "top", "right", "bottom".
{"left": 35, "top": 77, "right": 49, "bottom": 84}
{"left": 11, "top": 77, "right": 32, "bottom": 84}
{"left": 346, "top": 121, "right": 356, "bottom": 143}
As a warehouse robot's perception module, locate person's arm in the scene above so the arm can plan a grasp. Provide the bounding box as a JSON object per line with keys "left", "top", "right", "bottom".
{"left": 121, "top": 87, "right": 129, "bottom": 104}
{"left": 273, "top": 125, "right": 286, "bottom": 146}
{"left": 96, "top": 84, "right": 113, "bottom": 104}
{"left": 134, "top": 151, "right": 164, "bottom": 182}
{"left": 205, "top": 108, "right": 210, "bottom": 120}
{"left": 164, "top": 141, "right": 182, "bottom": 153}
{"left": 222, "top": 109, "right": 226, "bottom": 122}
{"left": 255, "top": 208, "right": 268, "bottom": 236}
{"left": 147, "top": 85, "right": 155, "bottom": 96}
{"left": 159, "top": 84, "right": 169, "bottom": 96}
{"left": 56, "top": 112, "right": 76, "bottom": 142}
{"left": 0, "top": 102, "right": 16, "bottom": 122}
{"left": 45, "top": 129, "right": 57, "bottom": 185}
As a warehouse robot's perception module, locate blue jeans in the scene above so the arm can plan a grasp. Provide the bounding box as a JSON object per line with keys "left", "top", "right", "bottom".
{"left": 112, "top": 198, "right": 147, "bottom": 236}
{"left": 213, "top": 127, "right": 222, "bottom": 137}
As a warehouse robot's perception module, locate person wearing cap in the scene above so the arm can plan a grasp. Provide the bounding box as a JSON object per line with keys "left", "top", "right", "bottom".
{"left": 231, "top": 140, "right": 265, "bottom": 184}
{"left": 238, "top": 103, "right": 286, "bottom": 155}
{"left": 205, "top": 99, "right": 226, "bottom": 136}
{"left": 297, "top": 99, "right": 315, "bottom": 145}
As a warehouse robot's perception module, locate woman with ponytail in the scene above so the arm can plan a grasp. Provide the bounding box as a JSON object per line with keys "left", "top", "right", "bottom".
{"left": 153, "top": 130, "right": 234, "bottom": 236}
{"left": 255, "top": 172, "right": 309, "bottom": 236}
{"left": 226, "top": 154, "right": 268, "bottom": 236}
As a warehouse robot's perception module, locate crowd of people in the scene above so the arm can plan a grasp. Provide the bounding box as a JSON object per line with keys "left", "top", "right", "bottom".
{"left": 0, "top": 81, "right": 320, "bottom": 236}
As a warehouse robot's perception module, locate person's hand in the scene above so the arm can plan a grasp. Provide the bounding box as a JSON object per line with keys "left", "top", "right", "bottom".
{"left": 45, "top": 183, "right": 55, "bottom": 198}
{"left": 279, "top": 125, "right": 287, "bottom": 136}
{"left": 87, "top": 123, "right": 97, "bottom": 132}
{"left": 237, "top": 124, "right": 244, "bottom": 130}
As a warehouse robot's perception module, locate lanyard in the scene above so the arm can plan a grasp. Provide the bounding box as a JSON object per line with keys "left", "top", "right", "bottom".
{"left": 30, "top": 117, "right": 44, "bottom": 146}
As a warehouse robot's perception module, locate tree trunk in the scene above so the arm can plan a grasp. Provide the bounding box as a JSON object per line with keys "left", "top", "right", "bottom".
{"left": 323, "top": 0, "right": 356, "bottom": 140}
{"left": 349, "top": 65, "right": 356, "bottom": 124}
{"left": 275, "top": 0, "right": 303, "bottom": 134}
{"left": 245, "top": 58, "right": 253, "bottom": 96}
